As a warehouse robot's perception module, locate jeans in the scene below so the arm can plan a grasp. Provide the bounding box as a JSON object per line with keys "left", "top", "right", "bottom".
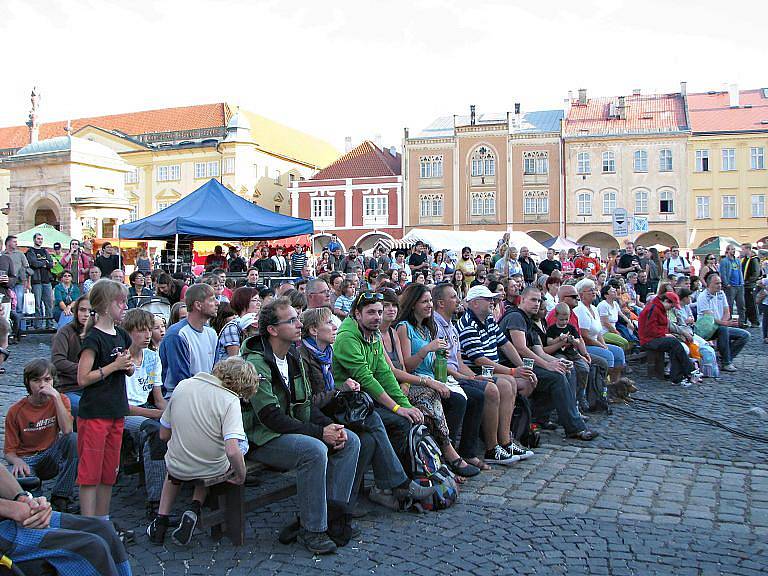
{"left": 744, "top": 284, "right": 759, "bottom": 325}
{"left": 31, "top": 282, "right": 54, "bottom": 328}
{"left": 13, "top": 283, "right": 26, "bottom": 331}
{"left": 715, "top": 325, "right": 750, "bottom": 364}
{"left": 529, "top": 366, "right": 586, "bottom": 435}
{"left": 353, "top": 411, "right": 408, "bottom": 497}
{"left": 374, "top": 405, "right": 412, "bottom": 464}
{"left": 248, "top": 432, "right": 360, "bottom": 533}
{"left": 445, "top": 384, "right": 485, "bottom": 459}
{"left": 65, "top": 390, "right": 83, "bottom": 421}
{"left": 9, "top": 433, "right": 78, "bottom": 498}
{"left": 587, "top": 344, "right": 625, "bottom": 368}
{"left": 123, "top": 415, "right": 167, "bottom": 502}
{"left": 642, "top": 337, "right": 694, "bottom": 383}
{"left": 760, "top": 303, "right": 768, "bottom": 339}
{"left": 726, "top": 285, "right": 746, "bottom": 324}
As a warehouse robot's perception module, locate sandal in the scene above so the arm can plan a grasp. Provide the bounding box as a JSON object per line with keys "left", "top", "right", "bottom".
{"left": 464, "top": 457, "right": 491, "bottom": 471}
{"left": 448, "top": 458, "right": 480, "bottom": 478}
{"left": 566, "top": 429, "right": 599, "bottom": 441}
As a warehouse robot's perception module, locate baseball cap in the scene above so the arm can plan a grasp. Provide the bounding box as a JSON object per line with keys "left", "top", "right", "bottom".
{"left": 53, "top": 242, "right": 61, "bottom": 249}
{"left": 465, "top": 285, "right": 503, "bottom": 302}
{"left": 237, "top": 312, "right": 259, "bottom": 331}
{"left": 664, "top": 291, "right": 682, "bottom": 309}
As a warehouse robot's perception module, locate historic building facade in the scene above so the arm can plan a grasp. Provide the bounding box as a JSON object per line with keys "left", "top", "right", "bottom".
{"left": 563, "top": 86, "right": 690, "bottom": 253}
{"left": 402, "top": 106, "right": 564, "bottom": 240}
{"left": 291, "top": 140, "right": 403, "bottom": 252}
{"left": 0, "top": 93, "right": 339, "bottom": 239}
{"left": 687, "top": 86, "right": 768, "bottom": 248}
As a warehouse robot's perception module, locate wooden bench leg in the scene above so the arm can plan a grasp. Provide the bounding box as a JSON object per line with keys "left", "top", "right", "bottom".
{"left": 646, "top": 349, "right": 665, "bottom": 379}
{"left": 224, "top": 483, "right": 245, "bottom": 546}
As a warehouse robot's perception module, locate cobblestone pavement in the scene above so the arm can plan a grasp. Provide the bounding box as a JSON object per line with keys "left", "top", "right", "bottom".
{"left": 1, "top": 332, "right": 767, "bottom": 575}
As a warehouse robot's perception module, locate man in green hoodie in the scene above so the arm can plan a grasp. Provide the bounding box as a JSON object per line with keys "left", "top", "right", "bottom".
{"left": 240, "top": 297, "right": 360, "bottom": 555}
{"left": 332, "top": 291, "right": 423, "bottom": 461}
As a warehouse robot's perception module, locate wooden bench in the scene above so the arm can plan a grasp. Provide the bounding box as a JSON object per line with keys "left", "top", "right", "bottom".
{"left": 199, "top": 461, "right": 297, "bottom": 546}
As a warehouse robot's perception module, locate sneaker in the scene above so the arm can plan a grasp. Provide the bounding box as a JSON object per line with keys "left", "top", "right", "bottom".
{"left": 722, "top": 363, "right": 738, "bottom": 372}
{"left": 394, "top": 480, "right": 436, "bottom": 501}
{"left": 679, "top": 379, "right": 693, "bottom": 388}
{"left": 484, "top": 444, "right": 520, "bottom": 465}
{"left": 367, "top": 486, "right": 400, "bottom": 510}
{"left": 113, "top": 522, "right": 135, "bottom": 544}
{"left": 147, "top": 516, "right": 168, "bottom": 544}
{"left": 690, "top": 370, "right": 703, "bottom": 384}
{"left": 171, "top": 510, "right": 198, "bottom": 546}
{"left": 297, "top": 528, "right": 337, "bottom": 555}
{"left": 145, "top": 500, "right": 160, "bottom": 520}
{"left": 504, "top": 439, "right": 534, "bottom": 460}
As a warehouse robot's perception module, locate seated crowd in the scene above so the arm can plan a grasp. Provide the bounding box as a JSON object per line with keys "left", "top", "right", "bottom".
{"left": 1, "top": 236, "right": 759, "bottom": 569}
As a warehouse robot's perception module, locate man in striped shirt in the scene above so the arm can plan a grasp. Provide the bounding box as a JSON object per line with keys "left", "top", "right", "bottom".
{"left": 289, "top": 244, "right": 308, "bottom": 276}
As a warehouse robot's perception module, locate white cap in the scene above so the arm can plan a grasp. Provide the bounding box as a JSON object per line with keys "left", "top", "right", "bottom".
{"left": 465, "top": 285, "right": 503, "bottom": 302}
{"left": 237, "top": 312, "right": 258, "bottom": 331}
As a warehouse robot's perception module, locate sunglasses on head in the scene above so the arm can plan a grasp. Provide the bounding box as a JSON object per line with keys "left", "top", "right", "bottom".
{"left": 355, "top": 291, "right": 384, "bottom": 306}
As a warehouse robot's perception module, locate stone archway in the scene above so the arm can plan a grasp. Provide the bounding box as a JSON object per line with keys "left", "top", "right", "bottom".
{"left": 25, "top": 197, "right": 62, "bottom": 232}
{"left": 698, "top": 236, "right": 718, "bottom": 248}
{"left": 527, "top": 230, "right": 554, "bottom": 243}
{"left": 311, "top": 233, "right": 346, "bottom": 254}
{"left": 634, "top": 231, "right": 680, "bottom": 250}
{"left": 34, "top": 208, "right": 59, "bottom": 229}
{"left": 355, "top": 231, "right": 395, "bottom": 253}
{"left": 577, "top": 231, "right": 620, "bottom": 257}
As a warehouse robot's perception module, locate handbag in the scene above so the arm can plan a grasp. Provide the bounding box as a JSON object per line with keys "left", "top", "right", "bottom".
{"left": 331, "top": 390, "right": 374, "bottom": 430}
{"left": 23, "top": 290, "right": 36, "bottom": 315}
{"left": 694, "top": 314, "right": 717, "bottom": 340}
{"left": 57, "top": 314, "right": 74, "bottom": 329}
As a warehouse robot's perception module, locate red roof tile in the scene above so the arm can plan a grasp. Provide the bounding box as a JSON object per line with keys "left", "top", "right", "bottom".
{"left": 565, "top": 93, "right": 688, "bottom": 137}
{"left": 311, "top": 140, "right": 401, "bottom": 180}
{"left": 687, "top": 89, "right": 768, "bottom": 133}
{"left": 0, "top": 103, "right": 229, "bottom": 150}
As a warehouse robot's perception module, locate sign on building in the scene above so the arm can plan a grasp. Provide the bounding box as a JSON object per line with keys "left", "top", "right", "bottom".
{"left": 633, "top": 216, "right": 649, "bottom": 233}
{"left": 613, "top": 208, "right": 629, "bottom": 237}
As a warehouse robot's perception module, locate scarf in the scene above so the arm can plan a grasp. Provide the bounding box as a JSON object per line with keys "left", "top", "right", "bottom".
{"left": 302, "top": 337, "right": 335, "bottom": 391}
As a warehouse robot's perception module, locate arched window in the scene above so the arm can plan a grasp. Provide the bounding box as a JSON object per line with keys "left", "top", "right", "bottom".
{"left": 577, "top": 191, "right": 592, "bottom": 216}
{"left": 577, "top": 152, "right": 591, "bottom": 175}
{"left": 471, "top": 146, "right": 495, "bottom": 177}
{"left": 602, "top": 190, "right": 617, "bottom": 215}
{"left": 602, "top": 151, "right": 615, "bottom": 173}
{"left": 659, "top": 149, "right": 673, "bottom": 172}
{"left": 659, "top": 189, "right": 674, "bottom": 213}
{"left": 635, "top": 189, "right": 649, "bottom": 214}
{"left": 634, "top": 150, "right": 648, "bottom": 172}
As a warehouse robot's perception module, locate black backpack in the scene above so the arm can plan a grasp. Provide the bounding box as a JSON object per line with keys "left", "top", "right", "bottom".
{"left": 405, "top": 424, "right": 458, "bottom": 511}
{"left": 587, "top": 360, "right": 611, "bottom": 413}
{"left": 511, "top": 396, "right": 540, "bottom": 449}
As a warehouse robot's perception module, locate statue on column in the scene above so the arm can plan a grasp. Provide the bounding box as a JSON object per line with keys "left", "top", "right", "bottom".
{"left": 26, "top": 86, "right": 41, "bottom": 143}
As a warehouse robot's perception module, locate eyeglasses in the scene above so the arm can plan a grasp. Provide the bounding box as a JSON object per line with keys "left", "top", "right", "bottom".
{"left": 272, "top": 316, "right": 300, "bottom": 326}
{"left": 563, "top": 294, "right": 581, "bottom": 300}
{"left": 309, "top": 290, "right": 331, "bottom": 296}
{"left": 355, "top": 291, "right": 384, "bottom": 305}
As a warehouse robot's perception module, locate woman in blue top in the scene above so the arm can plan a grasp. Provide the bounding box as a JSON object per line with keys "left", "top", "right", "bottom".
{"left": 395, "top": 283, "right": 479, "bottom": 478}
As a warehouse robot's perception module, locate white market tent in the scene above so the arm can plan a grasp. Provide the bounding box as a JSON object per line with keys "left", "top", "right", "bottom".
{"left": 401, "top": 229, "right": 548, "bottom": 258}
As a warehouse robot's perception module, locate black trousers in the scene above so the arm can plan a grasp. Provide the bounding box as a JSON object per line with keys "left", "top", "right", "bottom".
{"left": 744, "top": 284, "right": 760, "bottom": 325}
{"left": 643, "top": 337, "right": 694, "bottom": 383}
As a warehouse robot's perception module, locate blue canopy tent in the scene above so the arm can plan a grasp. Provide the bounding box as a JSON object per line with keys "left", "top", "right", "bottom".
{"left": 118, "top": 179, "right": 314, "bottom": 270}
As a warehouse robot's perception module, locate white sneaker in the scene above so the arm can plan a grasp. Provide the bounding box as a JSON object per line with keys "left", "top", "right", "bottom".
{"left": 722, "top": 363, "right": 738, "bottom": 372}
{"left": 504, "top": 439, "right": 534, "bottom": 460}
{"left": 679, "top": 379, "right": 693, "bottom": 388}
{"left": 690, "top": 370, "right": 703, "bottom": 384}
{"left": 484, "top": 444, "right": 520, "bottom": 465}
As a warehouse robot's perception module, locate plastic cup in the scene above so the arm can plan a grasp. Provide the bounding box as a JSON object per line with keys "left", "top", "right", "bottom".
{"left": 481, "top": 366, "right": 494, "bottom": 378}
{"left": 522, "top": 358, "right": 535, "bottom": 370}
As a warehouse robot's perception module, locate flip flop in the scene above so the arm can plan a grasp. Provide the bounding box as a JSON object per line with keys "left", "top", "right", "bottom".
{"left": 464, "top": 457, "right": 491, "bottom": 471}
{"left": 448, "top": 458, "right": 480, "bottom": 478}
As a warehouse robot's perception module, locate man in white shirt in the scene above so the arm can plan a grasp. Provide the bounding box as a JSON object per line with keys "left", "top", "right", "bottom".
{"left": 697, "top": 272, "right": 750, "bottom": 371}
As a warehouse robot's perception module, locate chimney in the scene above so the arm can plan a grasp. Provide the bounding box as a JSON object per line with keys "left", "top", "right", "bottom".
{"left": 679, "top": 81, "right": 687, "bottom": 96}
{"left": 729, "top": 83, "right": 739, "bottom": 108}
{"left": 514, "top": 102, "right": 521, "bottom": 115}
{"left": 374, "top": 133, "right": 382, "bottom": 149}
{"left": 470, "top": 105, "right": 476, "bottom": 125}
{"left": 404, "top": 127, "right": 409, "bottom": 139}
{"left": 344, "top": 136, "right": 352, "bottom": 152}
{"left": 568, "top": 90, "right": 574, "bottom": 102}
{"left": 633, "top": 88, "right": 641, "bottom": 96}
{"left": 389, "top": 146, "right": 397, "bottom": 157}
{"left": 617, "top": 96, "right": 626, "bottom": 119}
{"left": 578, "top": 88, "right": 587, "bottom": 105}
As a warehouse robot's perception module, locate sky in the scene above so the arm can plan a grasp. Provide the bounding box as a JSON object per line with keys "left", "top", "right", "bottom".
{"left": 1, "top": 0, "right": 766, "bottom": 153}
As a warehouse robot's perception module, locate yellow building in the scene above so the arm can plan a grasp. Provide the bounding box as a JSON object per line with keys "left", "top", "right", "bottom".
{"left": 687, "top": 87, "right": 768, "bottom": 248}
{"left": 0, "top": 95, "right": 339, "bottom": 239}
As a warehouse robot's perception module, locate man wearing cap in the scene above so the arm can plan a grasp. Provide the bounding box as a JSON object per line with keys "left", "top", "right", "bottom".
{"left": 50, "top": 242, "right": 65, "bottom": 281}
{"left": 639, "top": 291, "right": 701, "bottom": 387}
{"left": 227, "top": 246, "right": 247, "bottom": 274}
{"left": 457, "top": 286, "right": 542, "bottom": 461}
{"left": 500, "top": 287, "right": 598, "bottom": 440}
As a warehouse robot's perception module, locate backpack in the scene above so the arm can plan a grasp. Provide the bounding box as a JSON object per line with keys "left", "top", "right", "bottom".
{"left": 405, "top": 424, "right": 458, "bottom": 511}
{"left": 587, "top": 360, "right": 611, "bottom": 413}
{"left": 511, "top": 396, "right": 540, "bottom": 448}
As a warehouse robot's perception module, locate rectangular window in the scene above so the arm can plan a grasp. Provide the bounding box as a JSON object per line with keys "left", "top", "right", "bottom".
{"left": 576, "top": 152, "right": 590, "bottom": 175}
{"left": 659, "top": 149, "right": 673, "bottom": 172}
{"left": 722, "top": 195, "right": 737, "bottom": 218}
{"left": 695, "top": 149, "right": 709, "bottom": 172}
{"left": 751, "top": 147, "right": 765, "bottom": 170}
{"left": 721, "top": 148, "right": 736, "bottom": 171}
{"left": 194, "top": 161, "right": 219, "bottom": 179}
{"left": 124, "top": 169, "right": 139, "bottom": 184}
{"left": 752, "top": 194, "right": 766, "bottom": 217}
{"left": 659, "top": 193, "right": 674, "bottom": 214}
{"left": 311, "top": 197, "right": 334, "bottom": 220}
{"left": 129, "top": 204, "right": 139, "bottom": 222}
{"left": 471, "top": 158, "right": 482, "bottom": 177}
{"left": 635, "top": 191, "right": 649, "bottom": 214}
{"left": 471, "top": 193, "right": 495, "bottom": 216}
{"left": 577, "top": 193, "right": 592, "bottom": 216}
{"left": 223, "top": 157, "right": 235, "bottom": 174}
{"left": 634, "top": 150, "right": 648, "bottom": 172}
{"left": 602, "top": 153, "right": 615, "bottom": 173}
{"left": 696, "top": 196, "right": 710, "bottom": 219}
{"left": 419, "top": 155, "right": 444, "bottom": 178}
{"left": 157, "top": 165, "right": 181, "bottom": 182}
{"left": 363, "top": 196, "right": 388, "bottom": 224}
{"left": 420, "top": 194, "right": 444, "bottom": 218}
{"left": 523, "top": 192, "right": 548, "bottom": 215}
{"left": 156, "top": 201, "right": 172, "bottom": 212}
{"left": 523, "top": 152, "right": 549, "bottom": 175}
{"left": 602, "top": 193, "right": 616, "bottom": 215}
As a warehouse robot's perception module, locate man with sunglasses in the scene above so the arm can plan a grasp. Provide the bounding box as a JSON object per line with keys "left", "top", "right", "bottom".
{"left": 332, "top": 291, "right": 423, "bottom": 461}
{"left": 241, "top": 297, "right": 360, "bottom": 555}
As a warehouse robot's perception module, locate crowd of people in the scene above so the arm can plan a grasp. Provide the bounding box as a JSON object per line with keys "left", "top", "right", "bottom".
{"left": 1, "top": 230, "right": 766, "bottom": 570}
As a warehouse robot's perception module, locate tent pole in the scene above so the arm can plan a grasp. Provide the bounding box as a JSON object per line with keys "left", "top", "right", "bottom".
{"left": 174, "top": 234, "right": 179, "bottom": 274}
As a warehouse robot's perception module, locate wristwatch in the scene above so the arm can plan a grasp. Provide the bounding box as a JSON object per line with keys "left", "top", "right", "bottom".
{"left": 13, "top": 491, "right": 33, "bottom": 501}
